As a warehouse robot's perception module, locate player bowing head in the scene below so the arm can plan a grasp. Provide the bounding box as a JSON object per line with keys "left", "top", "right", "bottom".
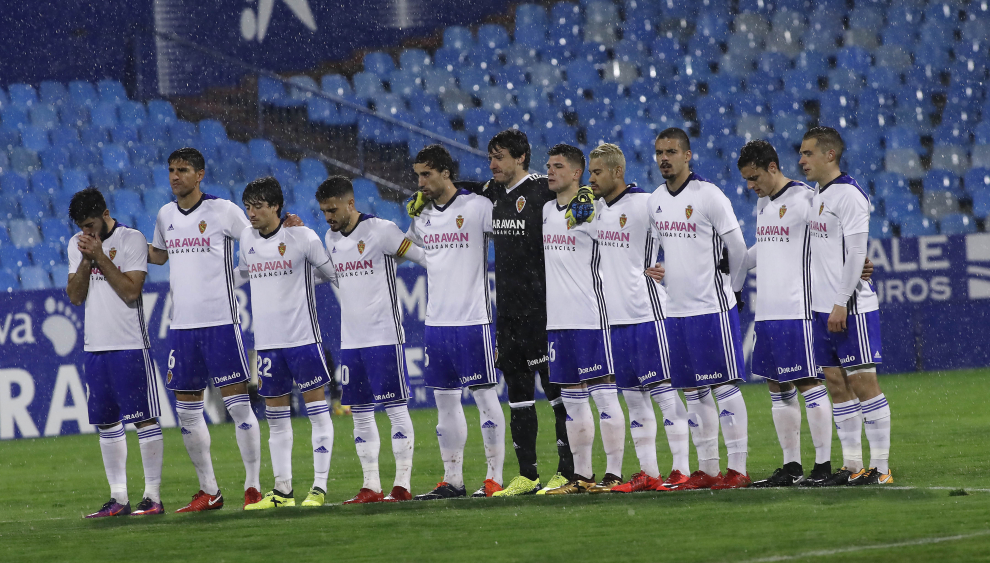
{"left": 67, "top": 188, "right": 165, "bottom": 518}
{"left": 541, "top": 143, "right": 624, "bottom": 495}
{"left": 236, "top": 176, "right": 339, "bottom": 510}
{"left": 317, "top": 175, "right": 425, "bottom": 504}
{"left": 799, "top": 127, "right": 892, "bottom": 487}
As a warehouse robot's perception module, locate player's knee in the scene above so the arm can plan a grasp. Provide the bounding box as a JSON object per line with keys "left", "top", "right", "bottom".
{"left": 134, "top": 418, "right": 159, "bottom": 428}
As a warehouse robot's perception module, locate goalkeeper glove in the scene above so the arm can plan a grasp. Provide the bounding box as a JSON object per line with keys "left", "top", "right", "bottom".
{"left": 405, "top": 191, "right": 429, "bottom": 218}
{"left": 565, "top": 186, "right": 595, "bottom": 230}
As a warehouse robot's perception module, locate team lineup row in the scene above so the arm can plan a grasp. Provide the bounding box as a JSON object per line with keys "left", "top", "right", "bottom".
{"left": 67, "top": 123, "right": 890, "bottom": 518}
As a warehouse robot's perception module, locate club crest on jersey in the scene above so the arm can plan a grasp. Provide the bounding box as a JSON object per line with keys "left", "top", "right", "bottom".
{"left": 166, "top": 370, "right": 173, "bottom": 384}
{"left": 819, "top": 203, "right": 824, "bottom": 215}
{"left": 278, "top": 242, "right": 286, "bottom": 256}
{"left": 108, "top": 248, "right": 117, "bottom": 260}
{"left": 198, "top": 220, "right": 207, "bottom": 234}
{"left": 357, "top": 240, "right": 366, "bottom": 254}
{"left": 456, "top": 215, "right": 464, "bottom": 229}
{"left": 619, "top": 214, "right": 627, "bottom": 228}
{"left": 685, "top": 205, "right": 694, "bottom": 219}
{"left": 779, "top": 205, "right": 787, "bottom": 219}
{"left": 516, "top": 195, "right": 526, "bottom": 213}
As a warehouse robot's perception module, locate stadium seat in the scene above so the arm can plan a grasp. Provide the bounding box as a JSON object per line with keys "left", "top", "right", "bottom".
{"left": 21, "top": 126, "right": 50, "bottom": 152}
{"left": 922, "top": 191, "right": 959, "bottom": 220}
{"left": 924, "top": 170, "right": 963, "bottom": 197}
{"left": 972, "top": 191, "right": 990, "bottom": 218}
{"left": 939, "top": 213, "right": 977, "bottom": 235}
{"left": 929, "top": 145, "right": 970, "bottom": 177}
{"left": 20, "top": 194, "right": 51, "bottom": 220}
{"left": 31, "top": 244, "right": 62, "bottom": 272}
{"left": 97, "top": 80, "right": 127, "bottom": 105}
{"left": 9, "top": 219, "right": 43, "bottom": 248}
{"left": 898, "top": 215, "right": 938, "bottom": 237}
{"left": 884, "top": 193, "right": 922, "bottom": 223}
{"left": 101, "top": 144, "right": 130, "bottom": 171}
{"left": 885, "top": 149, "right": 924, "bottom": 179}
{"left": 41, "top": 217, "right": 73, "bottom": 247}
{"left": 869, "top": 217, "right": 894, "bottom": 239}
{"left": 7, "top": 84, "right": 39, "bottom": 109}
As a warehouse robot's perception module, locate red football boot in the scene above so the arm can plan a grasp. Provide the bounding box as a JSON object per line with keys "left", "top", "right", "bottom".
{"left": 175, "top": 490, "right": 223, "bottom": 513}
{"left": 675, "top": 470, "right": 722, "bottom": 490}
{"left": 243, "top": 487, "right": 262, "bottom": 509}
{"left": 343, "top": 488, "right": 385, "bottom": 504}
{"left": 611, "top": 471, "right": 661, "bottom": 493}
{"left": 660, "top": 470, "right": 689, "bottom": 490}
{"left": 383, "top": 486, "right": 412, "bottom": 502}
{"left": 711, "top": 469, "right": 752, "bottom": 490}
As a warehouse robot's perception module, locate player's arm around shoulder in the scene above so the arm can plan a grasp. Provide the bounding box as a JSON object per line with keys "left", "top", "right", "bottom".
{"left": 380, "top": 218, "right": 425, "bottom": 267}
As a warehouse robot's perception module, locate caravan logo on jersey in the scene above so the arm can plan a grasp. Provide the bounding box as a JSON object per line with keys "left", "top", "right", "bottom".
{"left": 619, "top": 214, "right": 627, "bottom": 228}
{"left": 278, "top": 242, "right": 286, "bottom": 256}
{"left": 108, "top": 248, "right": 117, "bottom": 261}
{"left": 456, "top": 215, "right": 465, "bottom": 229}
{"left": 199, "top": 220, "right": 207, "bottom": 234}
{"left": 685, "top": 205, "right": 694, "bottom": 219}
{"left": 779, "top": 205, "right": 787, "bottom": 219}
{"left": 516, "top": 195, "right": 526, "bottom": 213}
{"left": 357, "top": 240, "right": 366, "bottom": 254}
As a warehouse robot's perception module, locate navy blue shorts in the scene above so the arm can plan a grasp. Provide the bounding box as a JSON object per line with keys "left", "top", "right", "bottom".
{"left": 812, "top": 310, "right": 883, "bottom": 368}
{"left": 666, "top": 309, "right": 745, "bottom": 389}
{"left": 423, "top": 324, "right": 497, "bottom": 389}
{"left": 610, "top": 321, "right": 670, "bottom": 389}
{"left": 752, "top": 319, "right": 822, "bottom": 382}
{"left": 339, "top": 344, "right": 411, "bottom": 405}
{"left": 83, "top": 349, "right": 161, "bottom": 426}
{"left": 256, "top": 343, "right": 330, "bottom": 398}
{"left": 165, "top": 325, "right": 250, "bottom": 391}
{"left": 547, "top": 328, "right": 614, "bottom": 385}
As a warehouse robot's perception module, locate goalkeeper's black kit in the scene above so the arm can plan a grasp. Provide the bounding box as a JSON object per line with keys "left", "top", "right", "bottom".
{"left": 460, "top": 174, "right": 574, "bottom": 481}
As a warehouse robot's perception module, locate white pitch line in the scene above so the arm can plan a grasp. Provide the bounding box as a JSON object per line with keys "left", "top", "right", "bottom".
{"left": 736, "top": 529, "right": 990, "bottom": 562}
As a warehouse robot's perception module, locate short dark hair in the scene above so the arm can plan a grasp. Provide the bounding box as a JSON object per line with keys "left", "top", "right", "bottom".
{"left": 68, "top": 187, "right": 108, "bottom": 224}
{"left": 315, "top": 175, "right": 354, "bottom": 202}
{"left": 242, "top": 176, "right": 284, "bottom": 217}
{"left": 488, "top": 128, "right": 531, "bottom": 170}
{"left": 802, "top": 126, "right": 845, "bottom": 160}
{"left": 737, "top": 139, "right": 780, "bottom": 171}
{"left": 547, "top": 143, "right": 586, "bottom": 173}
{"left": 167, "top": 147, "right": 205, "bottom": 171}
{"left": 415, "top": 144, "right": 456, "bottom": 179}
{"left": 655, "top": 127, "right": 691, "bottom": 152}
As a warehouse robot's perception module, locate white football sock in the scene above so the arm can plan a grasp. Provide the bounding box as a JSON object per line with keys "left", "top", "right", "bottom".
{"left": 623, "top": 389, "right": 660, "bottom": 478}
{"left": 832, "top": 399, "right": 864, "bottom": 472}
{"left": 650, "top": 383, "right": 690, "bottom": 475}
{"left": 560, "top": 388, "right": 595, "bottom": 480}
{"left": 714, "top": 384, "right": 749, "bottom": 474}
{"left": 136, "top": 423, "right": 164, "bottom": 503}
{"left": 176, "top": 400, "right": 219, "bottom": 495}
{"left": 224, "top": 394, "right": 261, "bottom": 492}
{"left": 802, "top": 385, "right": 833, "bottom": 465}
{"left": 770, "top": 388, "right": 801, "bottom": 466}
{"left": 434, "top": 389, "right": 467, "bottom": 489}
{"left": 99, "top": 423, "right": 128, "bottom": 505}
{"left": 471, "top": 386, "right": 506, "bottom": 485}
{"left": 351, "top": 405, "right": 382, "bottom": 493}
{"left": 590, "top": 383, "right": 626, "bottom": 478}
{"left": 266, "top": 406, "right": 293, "bottom": 494}
{"left": 305, "top": 400, "right": 333, "bottom": 492}
{"left": 385, "top": 402, "right": 415, "bottom": 491}
{"left": 684, "top": 388, "right": 720, "bottom": 476}
{"left": 861, "top": 393, "right": 891, "bottom": 474}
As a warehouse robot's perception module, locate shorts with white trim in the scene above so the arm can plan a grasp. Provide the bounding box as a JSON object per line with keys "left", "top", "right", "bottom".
{"left": 547, "top": 328, "right": 614, "bottom": 386}
{"left": 165, "top": 324, "right": 250, "bottom": 391}
{"left": 752, "top": 319, "right": 822, "bottom": 383}
{"left": 256, "top": 343, "right": 330, "bottom": 398}
{"left": 812, "top": 310, "right": 883, "bottom": 368}
{"left": 83, "top": 349, "right": 161, "bottom": 426}
{"left": 339, "top": 343, "right": 410, "bottom": 405}
{"left": 610, "top": 320, "right": 670, "bottom": 389}
{"left": 666, "top": 308, "right": 745, "bottom": 389}
{"left": 424, "top": 324, "right": 497, "bottom": 389}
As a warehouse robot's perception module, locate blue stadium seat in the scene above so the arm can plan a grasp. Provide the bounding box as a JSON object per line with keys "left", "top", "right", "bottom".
{"left": 101, "top": 144, "right": 130, "bottom": 171}
{"left": 924, "top": 169, "right": 963, "bottom": 196}
{"left": 147, "top": 100, "right": 177, "bottom": 126}
{"left": 7, "top": 84, "right": 38, "bottom": 109}
{"left": 29, "top": 106, "right": 58, "bottom": 131}
{"left": 362, "top": 51, "right": 396, "bottom": 77}
{"left": 398, "top": 49, "right": 431, "bottom": 74}
{"left": 168, "top": 121, "right": 198, "bottom": 149}
{"left": 299, "top": 158, "right": 327, "bottom": 184}
{"left": 972, "top": 191, "right": 990, "bottom": 218}
{"left": 271, "top": 158, "right": 300, "bottom": 187}
{"left": 141, "top": 188, "right": 171, "bottom": 217}
{"left": 565, "top": 61, "right": 602, "bottom": 91}
{"left": 20, "top": 126, "right": 50, "bottom": 152}
{"left": 939, "top": 213, "right": 977, "bottom": 235}
{"left": 320, "top": 74, "right": 353, "bottom": 97}
{"left": 872, "top": 172, "right": 909, "bottom": 199}
{"left": 39, "top": 147, "right": 72, "bottom": 172}
{"left": 19, "top": 266, "right": 51, "bottom": 290}
{"left": 351, "top": 178, "right": 379, "bottom": 210}
{"left": 31, "top": 169, "right": 60, "bottom": 197}
{"left": 39, "top": 81, "right": 68, "bottom": 107}
{"left": 869, "top": 217, "right": 894, "bottom": 239}
{"left": 782, "top": 69, "right": 821, "bottom": 101}
{"left": 443, "top": 25, "right": 475, "bottom": 50}
{"left": 898, "top": 215, "right": 938, "bottom": 237}
{"left": 9, "top": 148, "right": 41, "bottom": 175}
{"left": 242, "top": 161, "right": 271, "bottom": 182}
{"left": 68, "top": 81, "right": 99, "bottom": 108}
{"left": 90, "top": 103, "right": 118, "bottom": 129}
{"left": 9, "top": 219, "right": 43, "bottom": 248}
{"left": 219, "top": 141, "right": 250, "bottom": 165}
{"left": 97, "top": 80, "right": 127, "bottom": 105}
{"left": 20, "top": 194, "right": 51, "bottom": 220}
{"left": 139, "top": 122, "right": 168, "bottom": 147}
{"left": 61, "top": 169, "right": 89, "bottom": 193}
{"left": 885, "top": 127, "right": 923, "bottom": 152}
{"left": 884, "top": 193, "right": 923, "bottom": 223}
{"left": 128, "top": 143, "right": 158, "bottom": 167}
{"left": 964, "top": 168, "right": 990, "bottom": 193}
{"left": 117, "top": 101, "right": 147, "bottom": 127}
{"left": 31, "top": 244, "right": 62, "bottom": 272}
{"left": 1, "top": 106, "right": 29, "bottom": 131}
{"left": 197, "top": 119, "right": 228, "bottom": 149}
{"left": 41, "top": 218, "right": 73, "bottom": 247}
{"left": 110, "top": 125, "right": 139, "bottom": 146}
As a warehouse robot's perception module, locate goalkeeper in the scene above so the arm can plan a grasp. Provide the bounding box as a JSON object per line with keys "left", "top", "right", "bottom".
{"left": 406, "top": 130, "right": 594, "bottom": 495}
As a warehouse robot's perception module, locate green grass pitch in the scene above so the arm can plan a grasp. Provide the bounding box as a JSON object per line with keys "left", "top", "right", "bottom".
{"left": 1, "top": 369, "right": 988, "bottom": 562}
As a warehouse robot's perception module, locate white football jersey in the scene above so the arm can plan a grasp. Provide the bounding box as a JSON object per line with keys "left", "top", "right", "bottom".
{"left": 753, "top": 181, "right": 815, "bottom": 321}
{"left": 326, "top": 214, "right": 417, "bottom": 349}
{"left": 238, "top": 223, "right": 335, "bottom": 350}
{"left": 543, "top": 199, "right": 608, "bottom": 330}
{"left": 68, "top": 223, "right": 150, "bottom": 351}
{"left": 595, "top": 186, "right": 667, "bottom": 325}
{"left": 406, "top": 189, "right": 493, "bottom": 326}
{"left": 647, "top": 173, "right": 740, "bottom": 317}
{"left": 152, "top": 194, "right": 251, "bottom": 329}
{"left": 810, "top": 174, "right": 879, "bottom": 313}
